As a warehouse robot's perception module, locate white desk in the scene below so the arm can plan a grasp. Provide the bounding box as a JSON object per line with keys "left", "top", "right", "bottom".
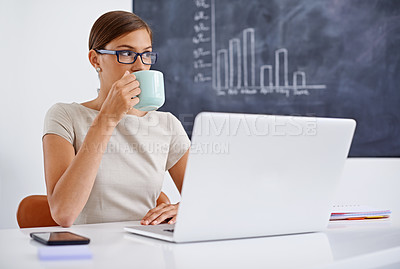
{"left": 1, "top": 220, "right": 400, "bottom": 269}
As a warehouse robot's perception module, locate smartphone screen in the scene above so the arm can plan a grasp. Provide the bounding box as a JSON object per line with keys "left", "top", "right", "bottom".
{"left": 30, "top": 232, "right": 90, "bottom": 245}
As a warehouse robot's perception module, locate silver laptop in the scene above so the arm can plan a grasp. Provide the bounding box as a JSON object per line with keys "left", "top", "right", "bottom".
{"left": 125, "top": 112, "right": 356, "bottom": 243}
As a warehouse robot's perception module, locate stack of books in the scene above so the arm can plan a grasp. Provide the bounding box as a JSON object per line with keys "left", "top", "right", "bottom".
{"left": 330, "top": 205, "right": 391, "bottom": 220}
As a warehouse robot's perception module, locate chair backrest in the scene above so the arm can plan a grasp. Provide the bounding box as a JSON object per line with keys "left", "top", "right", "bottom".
{"left": 16, "top": 195, "right": 58, "bottom": 228}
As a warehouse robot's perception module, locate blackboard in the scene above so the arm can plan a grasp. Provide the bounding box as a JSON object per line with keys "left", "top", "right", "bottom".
{"left": 134, "top": 0, "right": 400, "bottom": 157}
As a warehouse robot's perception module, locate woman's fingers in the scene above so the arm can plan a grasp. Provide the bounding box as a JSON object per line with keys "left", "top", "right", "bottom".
{"left": 141, "top": 203, "right": 179, "bottom": 225}
{"left": 128, "top": 96, "right": 140, "bottom": 110}
{"left": 111, "top": 75, "right": 140, "bottom": 109}
{"left": 151, "top": 209, "right": 177, "bottom": 225}
{"left": 111, "top": 72, "right": 139, "bottom": 97}
{"left": 118, "top": 71, "right": 136, "bottom": 87}
{"left": 141, "top": 203, "right": 168, "bottom": 225}
{"left": 99, "top": 71, "right": 141, "bottom": 124}
{"left": 120, "top": 74, "right": 140, "bottom": 101}
{"left": 147, "top": 205, "right": 173, "bottom": 225}
{"left": 168, "top": 216, "right": 177, "bottom": 225}
{"left": 123, "top": 79, "right": 140, "bottom": 94}
{"left": 128, "top": 87, "right": 141, "bottom": 99}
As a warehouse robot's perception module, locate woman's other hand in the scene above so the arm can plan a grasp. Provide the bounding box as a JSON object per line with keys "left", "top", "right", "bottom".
{"left": 141, "top": 203, "right": 179, "bottom": 225}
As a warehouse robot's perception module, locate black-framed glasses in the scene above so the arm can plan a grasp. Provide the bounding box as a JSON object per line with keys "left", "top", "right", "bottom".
{"left": 95, "top": 49, "right": 158, "bottom": 65}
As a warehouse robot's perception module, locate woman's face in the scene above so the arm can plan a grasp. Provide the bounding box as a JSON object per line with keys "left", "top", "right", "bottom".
{"left": 97, "top": 28, "right": 152, "bottom": 91}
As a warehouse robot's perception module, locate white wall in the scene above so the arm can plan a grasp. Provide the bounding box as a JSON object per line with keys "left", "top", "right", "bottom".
{"left": 0, "top": 0, "right": 134, "bottom": 229}
{"left": 333, "top": 158, "right": 400, "bottom": 225}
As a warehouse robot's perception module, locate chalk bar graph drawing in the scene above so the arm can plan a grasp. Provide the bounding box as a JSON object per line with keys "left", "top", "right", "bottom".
{"left": 135, "top": 0, "right": 400, "bottom": 157}
{"left": 215, "top": 44, "right": 327, "bottom": 97}
{"left": 196, "top": 0, "right": 327, "bottom": 97}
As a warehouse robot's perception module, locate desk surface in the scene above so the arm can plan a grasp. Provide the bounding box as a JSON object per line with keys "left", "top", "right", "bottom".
{"left": 1, "top": 220, "right": 400, "bottom": 269}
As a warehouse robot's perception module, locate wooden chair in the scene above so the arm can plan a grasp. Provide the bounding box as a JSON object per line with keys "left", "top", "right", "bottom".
{"left": 16, "top": 195, "right": 58, "bottom": 228}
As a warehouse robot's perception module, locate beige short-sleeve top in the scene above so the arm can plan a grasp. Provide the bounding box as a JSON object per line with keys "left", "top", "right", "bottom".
{"left": 43, "top": 102, "right": 191, "bottom": 224}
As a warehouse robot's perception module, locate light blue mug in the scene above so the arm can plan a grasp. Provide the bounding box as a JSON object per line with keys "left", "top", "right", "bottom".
{"left": 133, "top": 70, "right": 165, "bottom": 111}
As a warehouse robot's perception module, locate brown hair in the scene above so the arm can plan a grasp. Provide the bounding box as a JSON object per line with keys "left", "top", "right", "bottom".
{"left": 88, "top": 10, "right": 152, "bottom": 50}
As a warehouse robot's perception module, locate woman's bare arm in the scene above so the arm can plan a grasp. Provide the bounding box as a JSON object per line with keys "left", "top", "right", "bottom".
{"left": 43, "top": 114, "right": 116, "bottom": 227}
{"left": 168, "top": 149, "right": 189, "bottom": 194}
{"left": 156, "top": 191, "right": 171, "bottom": 205}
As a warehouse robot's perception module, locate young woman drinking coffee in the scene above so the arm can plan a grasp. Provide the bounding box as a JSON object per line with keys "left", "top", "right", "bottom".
{"left": 42, "top": 11, "right": 190, "bottom": 227}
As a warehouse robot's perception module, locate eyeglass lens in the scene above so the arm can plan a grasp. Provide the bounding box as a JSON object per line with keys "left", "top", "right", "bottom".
{"left": 118, "top": 51, "right": 156, "bottom": 65}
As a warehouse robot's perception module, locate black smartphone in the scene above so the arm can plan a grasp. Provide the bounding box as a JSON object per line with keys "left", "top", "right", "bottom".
{"left": 30, "top": 232, "right": 90, "bottom": 245}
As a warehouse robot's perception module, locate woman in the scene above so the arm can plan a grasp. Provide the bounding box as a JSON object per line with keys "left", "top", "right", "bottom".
{"left": 43, "top": 11, "right": 190, "bottom": 227}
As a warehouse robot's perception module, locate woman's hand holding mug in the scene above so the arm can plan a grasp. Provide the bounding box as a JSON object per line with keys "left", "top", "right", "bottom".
{"left": 100, "top": 71, "right": 141, "bottom": 126}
